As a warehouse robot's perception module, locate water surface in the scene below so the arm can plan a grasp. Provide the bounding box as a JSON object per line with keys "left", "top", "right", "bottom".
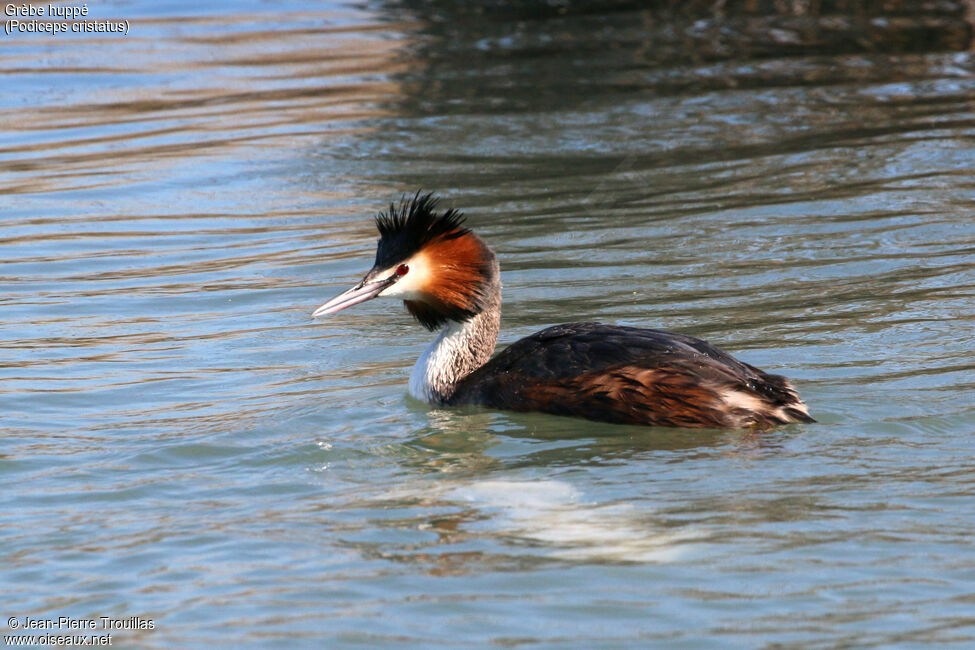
{"left": 2, "top": 1, "right": 975, "bottom": 647}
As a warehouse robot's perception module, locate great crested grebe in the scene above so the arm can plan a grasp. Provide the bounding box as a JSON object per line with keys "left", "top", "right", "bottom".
{"left": 313, "top": 193, "right": 814, "bottom": 429}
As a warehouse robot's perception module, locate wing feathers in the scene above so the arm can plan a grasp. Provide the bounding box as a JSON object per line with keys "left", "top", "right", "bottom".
{"left": 449, "top": 323, "right": 813, "bottom": 429}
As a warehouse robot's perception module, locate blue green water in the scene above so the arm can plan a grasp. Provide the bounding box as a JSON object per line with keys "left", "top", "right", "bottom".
{"left": 2, "top": 2, "right": 975, "bottom": 647}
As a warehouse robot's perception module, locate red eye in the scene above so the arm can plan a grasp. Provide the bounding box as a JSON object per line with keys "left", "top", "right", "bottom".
{"left": 396, "top": 264, "right": 409, "bottom": 276}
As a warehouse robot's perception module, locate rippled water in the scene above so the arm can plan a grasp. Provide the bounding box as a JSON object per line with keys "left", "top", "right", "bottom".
{"left": 3, "top": 1, "right": 975, "bottom": 647}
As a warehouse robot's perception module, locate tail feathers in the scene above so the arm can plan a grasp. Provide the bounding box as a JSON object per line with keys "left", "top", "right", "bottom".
{"left": 719, "top": 375, "right": 815, "bottom": 428}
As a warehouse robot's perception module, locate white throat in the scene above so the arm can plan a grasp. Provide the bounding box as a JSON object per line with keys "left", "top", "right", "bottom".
{"left": 408, "top": 299, "right": 501, "bottom": 405}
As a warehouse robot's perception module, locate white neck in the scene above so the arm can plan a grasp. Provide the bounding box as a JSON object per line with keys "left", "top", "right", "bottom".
{"left": 408, "top": 282, "right": 501, "bottom": 405}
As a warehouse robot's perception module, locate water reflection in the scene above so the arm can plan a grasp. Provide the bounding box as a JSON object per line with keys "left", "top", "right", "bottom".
{"left": 333, "top": 406, "right": 793, "bottom": 571}
{"left": 385, "top": 1, "right": 973, "bottom": 116}
{"left": 402, "top": 407, "right": 788, "bottom": 472}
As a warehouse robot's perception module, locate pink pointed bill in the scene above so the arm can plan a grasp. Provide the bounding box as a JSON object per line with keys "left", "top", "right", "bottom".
{"left": 312, "top": 278, "right": 392, "bottom": 318}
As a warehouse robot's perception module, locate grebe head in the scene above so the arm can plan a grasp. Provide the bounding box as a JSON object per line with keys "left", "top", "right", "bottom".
{"left": 312, "top": 192, "right": 497, "bottom": 330}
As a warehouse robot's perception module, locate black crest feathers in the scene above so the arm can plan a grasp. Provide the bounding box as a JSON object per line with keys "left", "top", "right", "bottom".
{"left": 374, "top": 192, "right": 468, "bottom": 268}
